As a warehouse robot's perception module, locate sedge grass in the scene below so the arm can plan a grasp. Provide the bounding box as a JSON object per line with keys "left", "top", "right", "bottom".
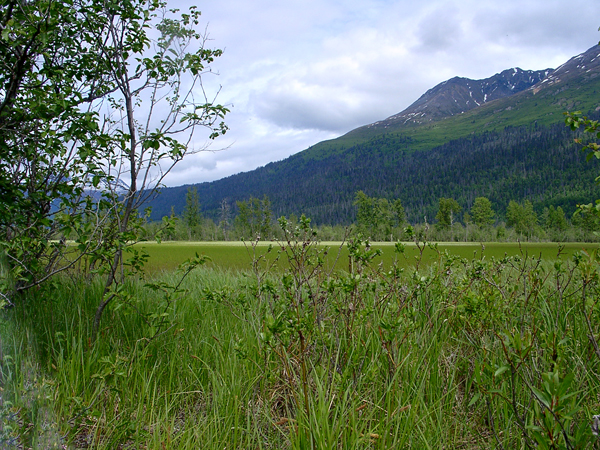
{"left": 2, "top": 245, "right": 600, "bottom": 448}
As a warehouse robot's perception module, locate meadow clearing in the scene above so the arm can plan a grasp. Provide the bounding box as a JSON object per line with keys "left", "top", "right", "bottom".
{"left": 139, "top": 240, "right": 599, "bottom": 273}
{"left": 2, "top": 237, "right": 600, "bottom": 449}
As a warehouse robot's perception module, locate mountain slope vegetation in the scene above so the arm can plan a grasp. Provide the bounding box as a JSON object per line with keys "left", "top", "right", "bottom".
{"left": 148, "top": 45, "right": 600, "bottom": 225}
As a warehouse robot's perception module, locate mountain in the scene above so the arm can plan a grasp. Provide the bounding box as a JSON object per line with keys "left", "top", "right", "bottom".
{"left": 369, "top": 67, "right": 551, "bottom": 127}
{"left": 148, "top": 45, "right": 600, "bottom": 224}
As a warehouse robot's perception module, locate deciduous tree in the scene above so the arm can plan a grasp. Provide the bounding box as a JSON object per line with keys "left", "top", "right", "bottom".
{"left": 566, "top": 99, "right": 600, "bottom": 227}
{"left": 470, "top": 197, "right": 495, "bottom": 228}
{"left": 235, "top": 195, "right": 273, "bottom": 239}
{"left": 436, "top": 198, "right": 461, "bottom": 230}
{"left": 353, "top": 191, "right": 405, "bottom": 241}
{"left": 542, "top": 205, "right": 567, "bottom": 231}
{"left": 0, "top": 0, "right": 228, "bottom": 336}
{"left": 354, "top": 191, "right": 377, "bottom": 238}
{"left": 218, "top": 198, "right": 231, "bottom": 240}
{"left": 506, "top": 200, "right": 537, "bottom": 239}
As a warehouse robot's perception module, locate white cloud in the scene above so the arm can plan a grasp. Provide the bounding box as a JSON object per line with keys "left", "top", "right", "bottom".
{"left": 161, "top": 0, "right": 600, "bottom": 186}
{"left": 415, "top": 6, "right": 465, "bottom": 51}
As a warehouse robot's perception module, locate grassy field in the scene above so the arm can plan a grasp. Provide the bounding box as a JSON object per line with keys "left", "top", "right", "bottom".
{"left": 3, "top": 238, "right": 600, "bottom": 448}
{"left": 139, "top": 240, "right": 599, "bottom": 273}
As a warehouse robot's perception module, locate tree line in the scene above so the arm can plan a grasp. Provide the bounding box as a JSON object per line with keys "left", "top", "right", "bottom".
{"left": 146, "top": 120, "right": 600, "bottom": 227}
{"left": 145, "top": 188, "right": 600, "bottom": 243}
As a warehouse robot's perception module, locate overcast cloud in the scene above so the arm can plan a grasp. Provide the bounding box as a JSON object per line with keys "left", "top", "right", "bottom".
{"left": 163, "top": 0, "right": 600, "bottom": 187}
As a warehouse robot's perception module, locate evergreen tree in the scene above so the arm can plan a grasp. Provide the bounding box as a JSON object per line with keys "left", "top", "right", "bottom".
{"left": 183, "top": 187, "right": 201, "bottom": 239}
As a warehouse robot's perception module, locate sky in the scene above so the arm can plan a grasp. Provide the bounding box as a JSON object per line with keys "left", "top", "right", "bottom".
{"left": 163, "top": 0, "right": 600, "bottom": 187}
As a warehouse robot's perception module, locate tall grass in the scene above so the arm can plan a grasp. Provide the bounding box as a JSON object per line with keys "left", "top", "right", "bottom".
{"left": 2, "top": 235, "right": 600, "bottom": 448}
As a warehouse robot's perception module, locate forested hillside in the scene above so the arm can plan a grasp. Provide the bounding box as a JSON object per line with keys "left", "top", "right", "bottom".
{"left": 150, "top": 122, "right": 599, "bottom": 224}
{"left": 148, "top": 45, "right": 600, "bottom": 225}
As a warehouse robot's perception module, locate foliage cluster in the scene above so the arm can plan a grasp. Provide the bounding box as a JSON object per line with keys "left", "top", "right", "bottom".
{"left": 0, "top": 0, "right": 228, "bottom": 335}
{"left": 506, "top": 200, "right": 538, "bottom": 238}
{"left": 435, "top": 197, "right": 462, "bottom": 230}
{"left": 147, "top": 188, "right": 599, "bottom": 244}
{"left": 353, "top": 191, "right": 405, "bottom": 241}
{"left": 147, "top": 120, "right": 600, "bottom": 226}
{"left": 235, "top": 195, "right": 274, "bottom": 240}
{"left": 469, "top": 196, "right": 495, "bottom": 228}
{"left": 3, "top": 226, "right": 600, "bottom": 448}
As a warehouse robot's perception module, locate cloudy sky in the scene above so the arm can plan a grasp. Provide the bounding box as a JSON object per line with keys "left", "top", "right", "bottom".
{"left": 164, "top": 0, "right": 600, "bottom": 187}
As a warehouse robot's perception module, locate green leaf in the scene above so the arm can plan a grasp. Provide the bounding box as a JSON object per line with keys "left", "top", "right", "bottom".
{"left": 494, "top": 365, "right": 509, "bottom": 377}
{"left": 531, "top": 386, "right": 551, "bottom": 409}
{"left": 467, "top": 393, "right": 481, "bottom": 407}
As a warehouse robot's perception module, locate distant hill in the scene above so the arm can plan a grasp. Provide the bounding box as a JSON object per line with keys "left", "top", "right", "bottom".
{"left": 148, "top": 45, "right": 600, "bottom": 225}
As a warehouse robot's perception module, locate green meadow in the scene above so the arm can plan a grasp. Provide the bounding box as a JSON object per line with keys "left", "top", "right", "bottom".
{"left": 140, "top": 240, "right": 599, "bottom": 273}
{"left": 4, "top": 237, "right": 600, "bottom": 448}
{"left": 7, "top": 185, "right": 600, "bottom": 448}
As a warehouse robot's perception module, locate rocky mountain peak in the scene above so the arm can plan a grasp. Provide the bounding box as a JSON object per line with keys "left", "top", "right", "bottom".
{"left": 532, "top": 44, "right": 600, "bottom": 93}
{"left": 367, "top": 67, "right": 552, "bottom": 129}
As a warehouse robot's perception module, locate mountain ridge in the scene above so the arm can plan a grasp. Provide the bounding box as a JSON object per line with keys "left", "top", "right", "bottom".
{"left": 342, "top": 44, "right": 600, "bottom": 140}
{"left": 366, "top": 67, "right": 551, "bottom": 128}
{"left": 147, "top": 44, "right": 600, "bottom": 224}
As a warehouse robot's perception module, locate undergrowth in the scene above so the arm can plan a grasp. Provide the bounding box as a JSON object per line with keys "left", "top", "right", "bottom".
{"left": 1, "top": 219, "right": 600, "bottom": 449}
